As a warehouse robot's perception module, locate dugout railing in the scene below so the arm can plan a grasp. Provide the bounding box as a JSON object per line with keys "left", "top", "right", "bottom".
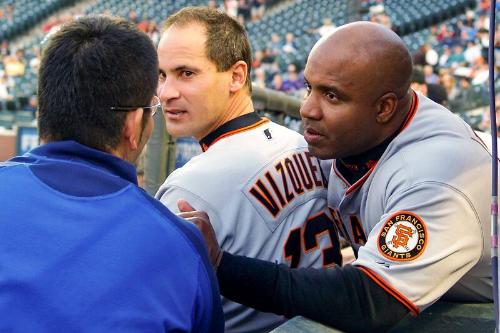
{"left": 270, "top": 301, "right": 494, "bottom": 332}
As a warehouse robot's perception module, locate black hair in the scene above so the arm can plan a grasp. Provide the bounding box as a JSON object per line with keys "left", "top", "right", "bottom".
{"left": 38, "top": 15, "right": 158, "bottom": 152}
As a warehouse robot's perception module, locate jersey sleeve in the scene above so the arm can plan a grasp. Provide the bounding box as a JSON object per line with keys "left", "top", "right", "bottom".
{"left": 353, "top": 181, "right": 484, "bottom": 311}
{"left": 156, "top": 183, "right": 194, "bottom": 213}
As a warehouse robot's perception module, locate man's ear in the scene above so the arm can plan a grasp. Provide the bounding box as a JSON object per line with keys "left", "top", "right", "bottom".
{"left": 375, "top": 92, "right": 399, "bottom": 124}
{"left": 123, "top": 108, "right": 143, "bottom": 151}
{"left": 229, "top": 60, "right": 248, "bottom": 93}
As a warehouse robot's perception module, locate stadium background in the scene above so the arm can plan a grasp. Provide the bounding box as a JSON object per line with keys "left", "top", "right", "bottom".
{"left": 0, "top": 1, "right": 498, "bottom": 330}
{"left": 0, "top": 0, "right": 495, "bottom": 191}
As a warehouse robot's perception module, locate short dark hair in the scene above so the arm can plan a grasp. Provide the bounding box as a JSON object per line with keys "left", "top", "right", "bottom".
{"left": 38, "top": 15, "right": 158, "bottom": 152}
{"left": 164, "top": 7, "right": 253, "bottom": 92}
{"left": 427, "top": 83, "right": 448, "bottom": 106}
{"left": 411, "top": 67, "right": 426, "bottom": 85}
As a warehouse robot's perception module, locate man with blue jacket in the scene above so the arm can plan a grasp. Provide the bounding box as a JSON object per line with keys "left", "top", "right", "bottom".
{"left": 0, "top": 15, "right": 223, "bottom": 332}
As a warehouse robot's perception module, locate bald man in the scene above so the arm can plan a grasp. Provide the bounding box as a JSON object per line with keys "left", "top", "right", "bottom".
{"left": 181, "top": 22, "right": 494, "bottom": 332}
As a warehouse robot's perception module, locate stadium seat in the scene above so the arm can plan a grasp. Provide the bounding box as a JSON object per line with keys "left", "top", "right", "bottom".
{"left": 0, "top": 111, "right": 15, "bottom": 130}
{"left": 5, "top": 100, "right": 18, "bottom": 112}
{"left": 15, "top": 111, "right": 35, "bottom": 124}
{"left": 17, "top": 96, "right": 30, "bottom": 110}
{"left": 0, "top": 0, "right": 79, "bottom": 40}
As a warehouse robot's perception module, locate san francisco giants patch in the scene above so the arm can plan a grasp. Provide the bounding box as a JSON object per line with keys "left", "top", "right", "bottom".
{"left": 378, "top": 211, "right": 427, "bottom": 262}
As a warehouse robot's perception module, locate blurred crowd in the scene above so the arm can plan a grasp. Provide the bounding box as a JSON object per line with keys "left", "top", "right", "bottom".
{"left": 405, "top": 0, "right": 500, "bottom": 131}
{"left": 209, "top": 0, "right": 267, "bottom": 24}
{"left": 0, "top": 3, "right": 14, "bottom": 22}
{"left": 0, "top": 0, "right": 498, "bottom": 130}
{"left": 0, "top": 0, "right": 270, "bottom": 118}
{"left": 248, "top": 0, "right": 500, "bottom": 123}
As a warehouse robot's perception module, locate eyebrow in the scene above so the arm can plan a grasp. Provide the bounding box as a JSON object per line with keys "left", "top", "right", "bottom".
{"left": 305, "top": 77, "right": 350, "bottom": 101}
{"left": 159, "top": 65, "right": 199, "bottom": 74}
{"left": 174, "top": 64, "right": 202, "bottom": 73}
{"left": 173, "top": 65, "right": 190, "bottom": 71}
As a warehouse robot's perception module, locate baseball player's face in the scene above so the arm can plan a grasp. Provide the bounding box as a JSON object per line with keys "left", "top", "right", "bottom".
{"left": 157, "top": 23, "right": 233, "bottom": 140}
{"left": 300, "top": 44, "right": 383, "bottom": 160}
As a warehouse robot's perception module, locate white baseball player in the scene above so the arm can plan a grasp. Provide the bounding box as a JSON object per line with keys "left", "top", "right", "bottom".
{"left": 155, "top": 7, "right": 341, "bottom": 332}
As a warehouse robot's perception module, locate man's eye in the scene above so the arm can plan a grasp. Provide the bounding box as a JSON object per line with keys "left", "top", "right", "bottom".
{"left": 158, "top": 72, "right": 166, "bottom": 82}
{"left": 182, "top": 70, "right": 194, "bottom": 78}
{"left": 325, "top": 91, "right": 337, "bottom": 101}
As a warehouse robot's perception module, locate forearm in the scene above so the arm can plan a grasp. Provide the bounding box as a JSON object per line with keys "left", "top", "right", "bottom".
{"left": 217, "top": 252, "right": 409, "bottom": 333}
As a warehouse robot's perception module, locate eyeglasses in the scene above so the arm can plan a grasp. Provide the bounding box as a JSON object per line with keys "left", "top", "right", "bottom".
{"left": 110, "top": 96, "right": 162, "bottom": 116}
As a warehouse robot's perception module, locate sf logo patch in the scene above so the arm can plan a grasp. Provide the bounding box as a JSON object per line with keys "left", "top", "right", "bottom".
{"left": 378, "top": 211, "right": 427, "bottom": 261}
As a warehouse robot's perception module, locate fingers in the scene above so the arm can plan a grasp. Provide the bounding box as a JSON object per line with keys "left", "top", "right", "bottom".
{"left": 177, "top": 210, "right": 209, "bottom": 220}
{"left": 177, "top": 199, "right": 196, "bottom": 212}
{"left": 177, "top": 199, "right": 210, "bottom": 221}
{"left": 187, "top": 217, "right": 209, "bottom": 231}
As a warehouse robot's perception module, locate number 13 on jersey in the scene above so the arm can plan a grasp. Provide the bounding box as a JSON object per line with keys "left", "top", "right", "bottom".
{"left": 284, "top": 212, "right": 342, "bottom": 268}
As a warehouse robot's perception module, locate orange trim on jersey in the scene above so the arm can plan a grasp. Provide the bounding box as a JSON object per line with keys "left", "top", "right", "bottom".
{"left": 203, "top": 118, "right": 270, "bottom": 151}
{"left": 357, "top": 265, "right": 420, "bottom": 316}
{"left": 332, "top": 163, "right": 351, "bottom": 188}
{"left": 400, "top": 90, "right": 419, "bottom": 132}
{"left": 330, "top": 149, "right": 378, "bottom": 195}
{"left": 345, "top": 162, "right": 378, "bottom": 195}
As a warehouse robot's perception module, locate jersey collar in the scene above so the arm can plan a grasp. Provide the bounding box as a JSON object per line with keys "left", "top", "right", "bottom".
{"left": 199, "top": 112, "right": 269, "bottom": 151}
{"left": 29, "top": 140, "right": 138, "bottom": 185}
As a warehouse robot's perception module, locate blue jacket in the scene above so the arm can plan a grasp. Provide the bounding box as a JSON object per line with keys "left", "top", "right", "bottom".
{"left": 0, "top": 141, "right": 223, "bottom": 332}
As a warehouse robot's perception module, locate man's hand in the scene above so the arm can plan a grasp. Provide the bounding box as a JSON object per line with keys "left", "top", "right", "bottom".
{"left": 177, "top": 199, "right": 223, "bottom": 269}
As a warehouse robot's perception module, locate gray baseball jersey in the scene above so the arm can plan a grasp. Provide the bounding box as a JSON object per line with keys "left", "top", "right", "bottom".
{"left": 156, "top": 112, "right": 341, "bottom": 333}
{"left": 327, "top": 92, "right": 493, "bottom": 315}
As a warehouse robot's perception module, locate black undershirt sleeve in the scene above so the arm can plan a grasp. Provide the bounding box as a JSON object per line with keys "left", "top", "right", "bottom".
{"left": 217, "top": 252, "right": 410, "bottom": 333}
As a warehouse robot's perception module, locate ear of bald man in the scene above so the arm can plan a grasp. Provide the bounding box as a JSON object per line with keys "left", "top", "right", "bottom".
{"left": 177, "top": 199, "right": 223, "bottom": 269}
{"left": 375, "top": 92, "right": 400, "bottom": 124}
